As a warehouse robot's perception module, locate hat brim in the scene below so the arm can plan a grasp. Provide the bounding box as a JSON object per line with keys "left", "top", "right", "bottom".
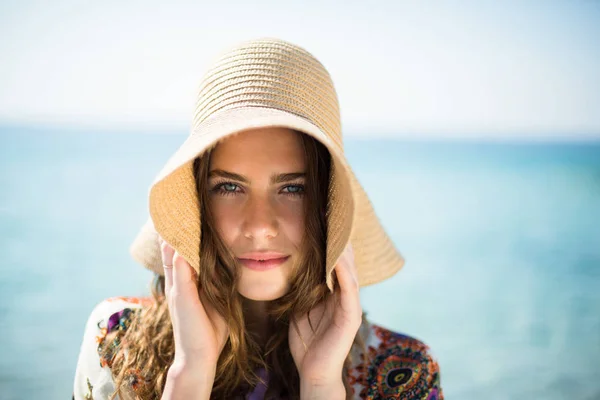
{"left": 131, "top": 106, "right": 404, "bottom": 289}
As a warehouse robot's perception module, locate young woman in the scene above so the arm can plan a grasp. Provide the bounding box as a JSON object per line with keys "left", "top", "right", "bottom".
{"left": 73, "top": 38, "right": 443, "bottom": 400}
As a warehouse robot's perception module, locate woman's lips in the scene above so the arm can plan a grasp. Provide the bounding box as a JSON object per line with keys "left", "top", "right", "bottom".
{"left": 238, "top": 256, "right": 290, "bottom": 271}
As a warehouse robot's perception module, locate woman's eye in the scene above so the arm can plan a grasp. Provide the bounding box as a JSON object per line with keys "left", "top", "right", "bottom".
{"left": 212, "top": 182, "right": 240, "bottom": 196}
{"left": 221, "top": 183, "right": 238, "bottom": 192}
{"left": 211, "top": 182, "right": 304, "bottom": 197}
{"left": 283, "top": 184, "right": 305, "bottom": 196}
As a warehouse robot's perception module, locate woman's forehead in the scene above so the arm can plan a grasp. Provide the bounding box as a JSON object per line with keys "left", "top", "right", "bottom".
{"left": 209, "top": 127, "right": 307, "bottom": 170}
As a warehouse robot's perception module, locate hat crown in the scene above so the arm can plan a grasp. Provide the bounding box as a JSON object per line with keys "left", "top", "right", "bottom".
{"left": 192, "top": 38, "right": 343, "bottom": 150}
{"left": 131, "top": 38, "right": 405, "bottom": 290}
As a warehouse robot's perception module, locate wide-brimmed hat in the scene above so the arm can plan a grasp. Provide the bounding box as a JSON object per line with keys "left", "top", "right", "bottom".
{"left": 129, "top": 38, "right": 404, "bottom": 290}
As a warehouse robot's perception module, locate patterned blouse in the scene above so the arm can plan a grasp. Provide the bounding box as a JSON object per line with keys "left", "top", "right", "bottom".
{"left": 73, "top": 297, "right": 443, "bottom": 399}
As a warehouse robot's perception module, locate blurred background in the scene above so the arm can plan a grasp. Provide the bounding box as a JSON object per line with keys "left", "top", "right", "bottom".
{"left": 1, "top": 0, "right": 599, "bottom": 399}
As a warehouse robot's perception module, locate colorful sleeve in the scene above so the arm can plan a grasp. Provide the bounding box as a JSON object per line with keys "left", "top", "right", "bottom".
{"left": 373, "top": 341, "right": 443, "bottom": 399}
{"left": 72, "top": 297, "right": 148, "bottom": 400}
{"left": 348, "top": 325, "right": 444, "bottom": 399}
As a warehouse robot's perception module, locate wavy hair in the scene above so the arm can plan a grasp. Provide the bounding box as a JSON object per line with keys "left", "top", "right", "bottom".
{"left": 100, "top": 130, "right": 369, "bottom": 399}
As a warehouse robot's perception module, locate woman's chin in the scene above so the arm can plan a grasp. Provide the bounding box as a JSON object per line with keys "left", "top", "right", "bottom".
{"left": 237, "top": 284, "right": 290, "bottom": 301}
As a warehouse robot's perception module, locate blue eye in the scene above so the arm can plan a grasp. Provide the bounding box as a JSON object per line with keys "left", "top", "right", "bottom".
{"left": 221, "top": 183, "right": 238, "bottom": 192}
{"left": 283, "top": 185, "right": 305, "bottom": 196}
{"left": 212, "top": 182, "right": 240, "bottom": 196}
{"left": 210, "top": 182, "right": 305, "bottom": 197}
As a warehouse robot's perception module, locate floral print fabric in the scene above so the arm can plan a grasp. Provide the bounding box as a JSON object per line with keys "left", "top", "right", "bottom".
{"left": 73, "top": 297, "right": 443, "bottom": 399}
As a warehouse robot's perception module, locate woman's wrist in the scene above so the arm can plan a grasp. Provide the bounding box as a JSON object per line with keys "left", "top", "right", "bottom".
{"left": 162, "top": 361, "right": 216, "bottom": 400}
{"left": 299, "top": 378, "right": 346, "bottom": 400}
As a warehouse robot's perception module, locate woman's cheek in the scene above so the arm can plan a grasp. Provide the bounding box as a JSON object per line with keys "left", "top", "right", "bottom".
{"left": 211, "top": 202, "right": 240, "bottom": 244}
{"left": 280, "top": 201, "right": 305, "bottom": 247}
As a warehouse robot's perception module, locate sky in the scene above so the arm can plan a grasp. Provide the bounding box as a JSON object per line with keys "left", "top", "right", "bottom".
{"left": 1, "top": 0, "right": 599, "bottom": 139}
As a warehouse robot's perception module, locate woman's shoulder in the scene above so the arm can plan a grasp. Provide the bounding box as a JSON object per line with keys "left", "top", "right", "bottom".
{"left": 90, "top": 296, "right": 153, "bottom": 353}
{"left": 347, "top": 322, "right": 443, "bottom": 400}
{"left": 73, "top": 296, "right": 153, "bottom": 400}
{"left": 81, "top": 296, "right": 154, "bottom": 333}
{"left": 94, "top": 296, "right": 155, "bottom": 315}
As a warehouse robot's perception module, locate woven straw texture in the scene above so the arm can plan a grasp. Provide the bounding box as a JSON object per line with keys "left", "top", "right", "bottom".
{"left": 129, "top": 38, "right": 404, "bottom": 289}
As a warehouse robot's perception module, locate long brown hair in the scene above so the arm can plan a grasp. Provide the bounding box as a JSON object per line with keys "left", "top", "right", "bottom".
{"left": 101, "top": 130, "right": 368, "bottom": 399}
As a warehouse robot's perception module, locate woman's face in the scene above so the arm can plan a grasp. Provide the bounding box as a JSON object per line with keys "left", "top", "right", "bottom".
{"left": 208, "top": 127, "right": 306, "bottom": 301}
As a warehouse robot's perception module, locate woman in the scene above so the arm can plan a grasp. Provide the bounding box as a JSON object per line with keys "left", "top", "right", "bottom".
{"left": 73, "top": 38, "right": 443, "bottom": 400}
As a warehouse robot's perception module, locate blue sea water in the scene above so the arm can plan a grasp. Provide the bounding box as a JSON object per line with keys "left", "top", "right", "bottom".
{"left": 0, "top": 126, "right": 599, "bottom": 399}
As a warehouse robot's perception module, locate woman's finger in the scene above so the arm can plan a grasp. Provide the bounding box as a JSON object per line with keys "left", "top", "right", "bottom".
{"left": 334, "top": 244, "right": 361, "bottom": 322}
{"left": 172, "top": 251, "right": 194, "bottom": 286}
{"left": 171, "top": 251, "right": 211, "bottom": 333}
{"left": 159, "top": 237, "right": 175, "bottom": 297}
{"left": 335, "top": 244, "right": 359, "bottom": 294}
{"left": 171, "top": 251, "right": 201, "bottom": 305}
{"left": 346, "top": 244, "right": 358, "bottom": 287}
{"left": 334, "top": 258, "right": 358, "bottom": 298}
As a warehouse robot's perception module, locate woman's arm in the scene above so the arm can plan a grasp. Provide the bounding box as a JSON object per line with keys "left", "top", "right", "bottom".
{"left": 300, "top": 379, "right": 346, "bottom": 400}
{"left": 161, "top": 361, "right": 216, "bottom": 400}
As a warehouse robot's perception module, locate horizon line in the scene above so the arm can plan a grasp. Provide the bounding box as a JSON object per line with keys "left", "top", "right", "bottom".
{"left": 1, "top": 120, "right": 599, "bottom": 143}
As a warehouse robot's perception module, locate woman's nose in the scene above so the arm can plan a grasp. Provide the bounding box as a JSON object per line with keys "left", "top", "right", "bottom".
{"left": 242, "top": 195, "right": 278, "bottom": 240}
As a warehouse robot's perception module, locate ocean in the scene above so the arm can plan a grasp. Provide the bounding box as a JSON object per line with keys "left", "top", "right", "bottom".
{"left": 1, "top": 126, "right": 599, "bottom": 399}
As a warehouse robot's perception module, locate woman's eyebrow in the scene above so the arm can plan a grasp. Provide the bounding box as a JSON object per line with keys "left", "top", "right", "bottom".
{"left": 209, "top": 169, "right": 305, "bottom": 184}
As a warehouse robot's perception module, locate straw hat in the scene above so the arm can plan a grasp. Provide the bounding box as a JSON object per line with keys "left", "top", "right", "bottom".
{"left": 129, "top": 38, "right": 404, "bottom": 291}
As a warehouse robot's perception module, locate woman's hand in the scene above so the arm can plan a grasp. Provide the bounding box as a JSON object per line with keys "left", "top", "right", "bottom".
{"left": 159, "top": 236, "right": 229, "bottom": 371}
{"left": 288, "top": 244, "right": 362, "bottom": 397}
